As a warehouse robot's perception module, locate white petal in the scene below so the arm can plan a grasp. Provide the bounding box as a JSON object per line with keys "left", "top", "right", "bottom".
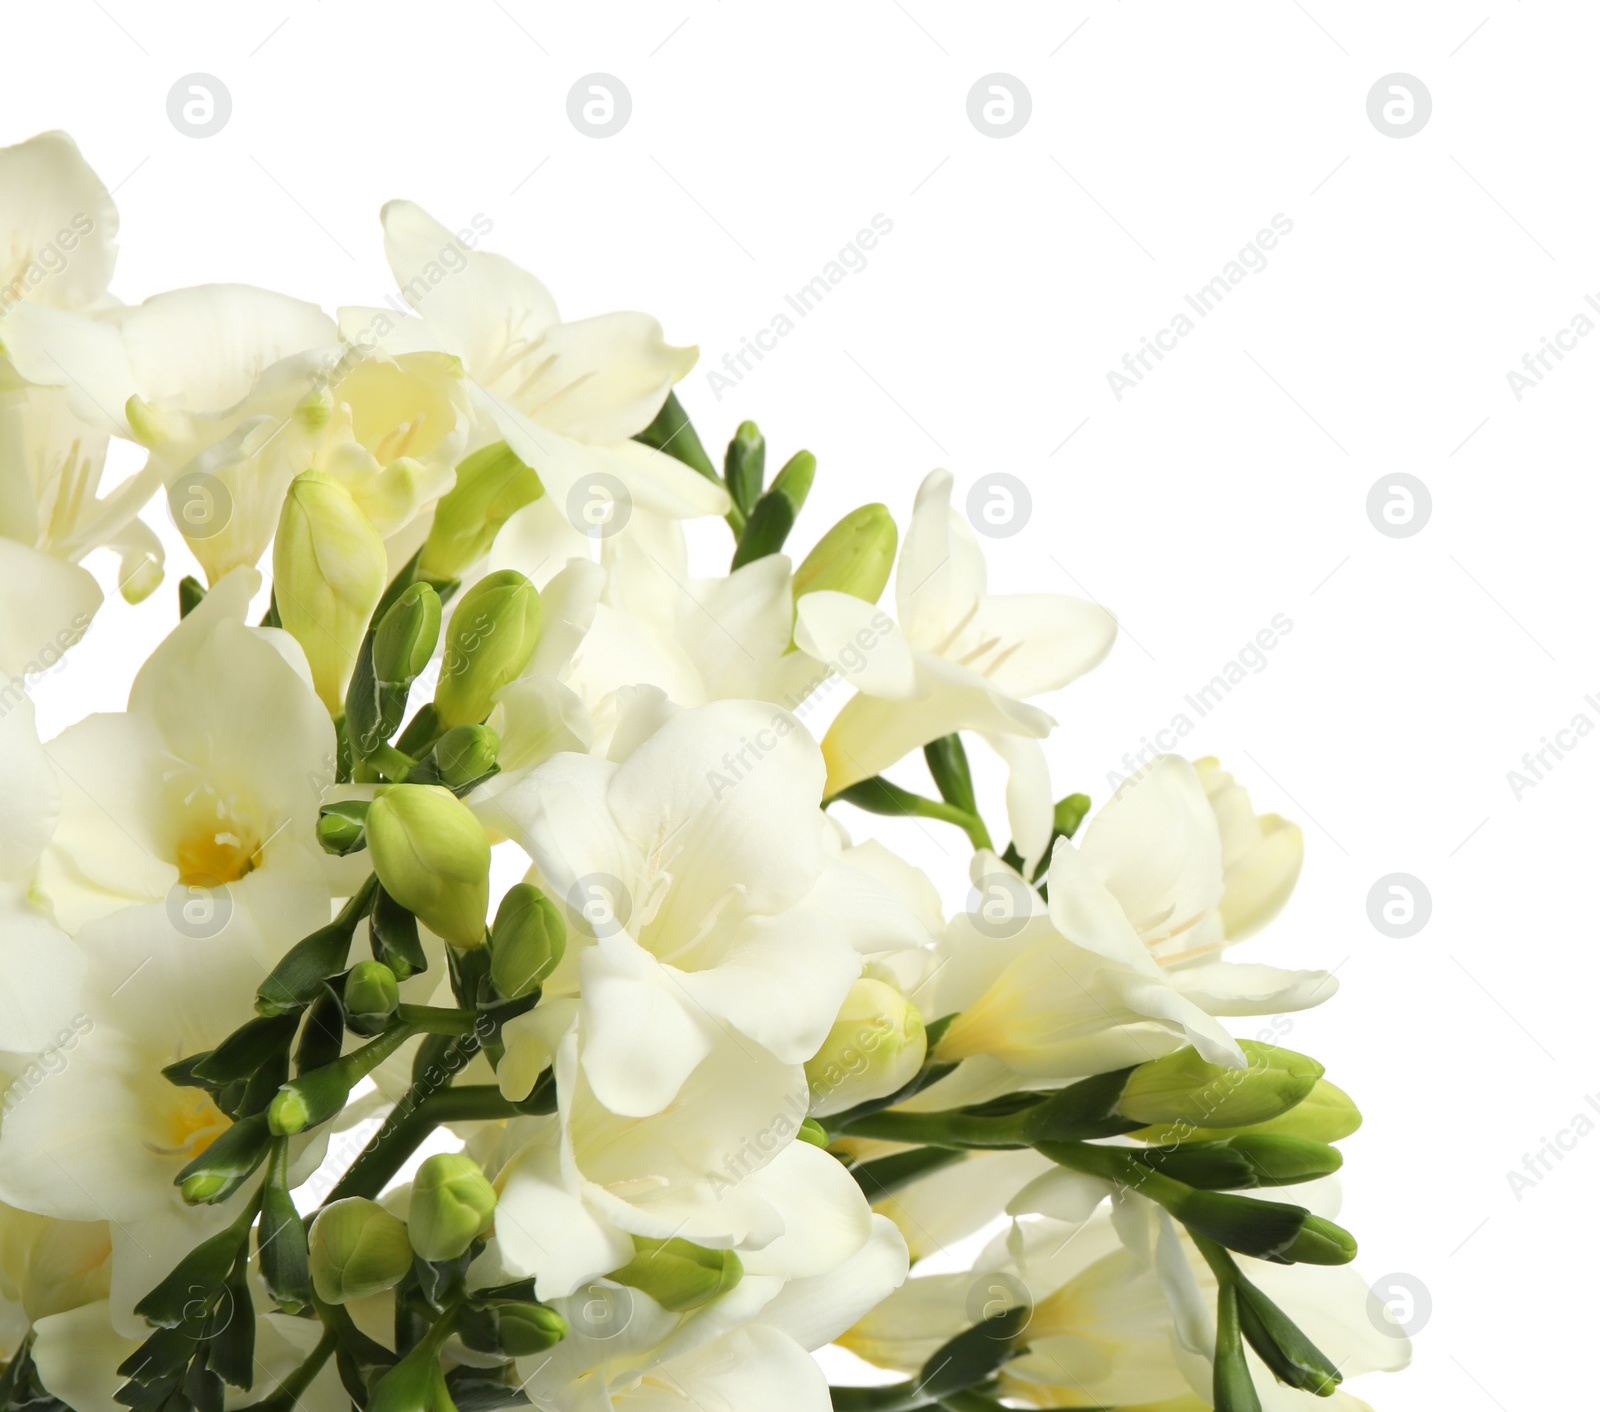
{"left": 1078, "top": 756, "right": 1224, "bottom": 943}
{"left": 494, "top": 1140, "right": 633, "bottom": 1298}
{"left": 1167, "top": 961, "right": 1338, "bottom": 1015}
{"left": 0, "top": 537, "right": 102, "bottom": 679}
{"left": 0, "top": 131, "right": 118, "bottom": 311}
{"left": 31, "top": 1301, "right": 137, "bottom": 1412}
{"left": 756, "top": 1215, "right": 908, "bottom": 1350}
{"left": 894, "top": 469, "right": 986, "bottom": 647}
{"left": 794, "top": 591, "right": 919, "bottom": 698}
{"left": 736, "top": 1140, "right": 873, "bottom": 1279}
{"left": 979, "top": 731, "right": 1053, "bottom": 873}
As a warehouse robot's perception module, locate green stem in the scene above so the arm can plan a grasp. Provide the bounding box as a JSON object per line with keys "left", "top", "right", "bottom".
{"left": 828, "top": 1382, "right": 931, "bottom": 1411}
{"left": 827, "top": 778, "right": 993, "bottom": 852}
{"left": 834, "top": 1107, "right": 1030, "bottom": 1149}
{"left": 253, "top": 1326, "right": 336, "bottom": 1412}
{"left": 395, "top": 1004, "right": 482, "bottom": 1037}
{"left": 323, "top": 1085, "right": 520, "bottom": 1205}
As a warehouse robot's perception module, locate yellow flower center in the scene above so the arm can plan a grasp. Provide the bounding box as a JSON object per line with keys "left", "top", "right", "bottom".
{"left": 175, "top": 825, "right": 262, "bottom": 886}
{"left": 147, "top": 1088, "right": 231, "bottom": 1158}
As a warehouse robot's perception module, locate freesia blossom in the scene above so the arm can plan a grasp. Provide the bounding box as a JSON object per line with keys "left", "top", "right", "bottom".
{"left": 796, "top": 468, "right": 1116, "bottom": 866}
{"left": 480, "top": 698, "right": 932, "bottom": 1117}
{"left": 928, "top": 754, "right": 1334, "bottom": 1088}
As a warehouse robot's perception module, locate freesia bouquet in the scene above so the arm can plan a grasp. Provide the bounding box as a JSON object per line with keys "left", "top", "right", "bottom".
{"left": 0, "top": 132, "right": 1408, "bottom": 1412}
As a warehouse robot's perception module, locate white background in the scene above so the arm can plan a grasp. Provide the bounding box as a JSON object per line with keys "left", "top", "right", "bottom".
{"left": 7, "top": 2, "right": 1598, "bottom": 1406}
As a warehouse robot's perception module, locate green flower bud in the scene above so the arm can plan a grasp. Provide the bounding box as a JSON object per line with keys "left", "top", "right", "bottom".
{"left": 608, "top": 1237, "right": 742, "bottom": 1313}
{"left": 268, "top": 1085, "right": 314, "bottom": 1137}
{"left": 792, "top": 504, "right": 897, "bottom": 605}
{"left": 724, "top": 421, "right": 765, "bottom": 520}
{"left": 408, "top": 1153, "right": 496, "bottom": 1262}
{"left": 488, "top": 884, "right": 567, "bottom": 1000}
{"left": 493, "top": 1303, "right": 568, "bottom": 1356}
{"left": 804, "top": 979, "right": 926, "bottom": 1118}
{"left": 180, "top": 1173, "right": 229, "bottom": 1204}
{"left": 418, "top": 442, "right": 543, "bottom": 582}
{"left": 769, "top": 450, "right": 816, "bottom": 515}
{"left": 796, "top": 1118, "right": 829, "bottom": 1148}
{"left": 309, "top": 1198, "right": 414, "bottom": 1303}
{"left": 273, "top": 470, "right": 388, "bottom": 714}
{"left": 433, "top": 570, "right": 543, "bottom": 729}
{"left": 1279, "top": 1214, "right": 1358, "bottom": 1266}
{"left": 366, "top": 784, "right": 491, "bottom": 948}
{"left": 317, "top": 800, "right": 370, "bottom": 856}
{"left": 374, "top": 581, "right": 442, "bottom": 688}
{"left": 432, "top": 724, "right": 500, "bottom": 789}
{"left": 1115, "top": 1042, "right": 1323, "bottom": 1131}
{"left": 345, "top": 960, "right": 400, "bottom": 1020}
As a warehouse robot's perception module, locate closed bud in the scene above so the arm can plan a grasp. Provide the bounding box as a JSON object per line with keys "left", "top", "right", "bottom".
{"left": 317, "top": 800, "right": 370, "bottom": 856}
{"left": 433, "top": 724, "right": 500, "bottom": 789}
{"left": 489, "top": 884, "right": 567, "bottom": 1000}
{"left": 418, "top": 442, "right": 544, "bottom": 582}
{"left": 770, "top": 450, "right": 816, "bottom": 514}
{"left": 366, "top": 784, "right": 491, "bottom": 948}
{"left": 408, "top": 1153, "right": 496, "bottom": 1262}
{"left": 1116, "top": 1042, "right": 1323, "bottom": 1131}
{"left": 345, "top": 960, "right": 400, "bottom": 1020}
{"left": 493, "top": 1303, "right": 567, "bottom": 1356}
{"left": 792, "top": 504, "right": 897, "bottom": 605}
{"left": 180, "top": 1173, "right": 228, "bottom": 1204}
{"left": 273, "top": 470, "right": 388, "bottom": 714}
{"left": 309, "top": 1198, "right": 414, "bottom": 1303}
{"left": 373, "top": 581, "right": 442, "bottom": 688}
{"left": 804, "top": 979, "right": 926, "bottom": 1119}
{"left": 1279, "top": 1214, "right": 1358, "bottom": 1266}
{"left": 433, "top": 570, "right": 543, "bottom": 729}
{"left": 608, "top": 1237, "right": 742, "bottom": 1312}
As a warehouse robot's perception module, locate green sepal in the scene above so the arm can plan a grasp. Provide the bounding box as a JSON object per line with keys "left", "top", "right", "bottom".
{"left": 177, "top": 576, "right": 206, "bottom": 619}
{"left": 914, "top": 1305, "right": 1030, "bottom": 1402}
{"left": 770, "top": 449, "right": 815, "bottom": 514}
{"left": 371, "top": 886, "right": 428, "bottom": 980}
{"left": 723, "top": 420, "right": 765, "bottom": 520}
{"left": 730, "top": 489, "right": 795, "bottom": 569}
{"left": 632, "top": 390, "right": 718, "bottom": 482}
{"left": 192, "top": 1014, "right": 299, "bottom": 1085}
{"left": 174, "top": 1113, "right": 273, "bottom": 1204}
{"left": 256, "top": 922, "right": 358, "bottom": 1017}
{"left": 133, "top": 1226, "right": 247, "bottom": 1329}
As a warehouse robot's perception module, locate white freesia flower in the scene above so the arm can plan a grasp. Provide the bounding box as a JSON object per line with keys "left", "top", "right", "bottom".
{"left": 0, "top": 922, "right": 327, "bottom": 1339}
{"left": 0, "top": 131, "right": 163, "bottom": 655}
{"left": 929, "top": 755, "right": 1333, "bottom": 1085}
{"left": 340, "top": 201, "right": 728, "bottom": 528}
{"left": 491, "top": 1024, "right": 871, "bottom": 1295}
{"left": 34, "top": 567, "right": 338, "bottom": 941}
{"left": 481, "top": 699, "right": 930, "bottom": 1117}
{"left": 796, "top": 468, "right": 1116, "bottom": 866}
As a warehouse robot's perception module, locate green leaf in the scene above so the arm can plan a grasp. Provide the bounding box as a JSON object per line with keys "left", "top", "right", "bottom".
{"left": 256, "top": 923, "right": 357, "bottom": 1017}
{"left": 371, "top": 887, "right": 428, "bottom": 980}
{"left": 133, "top": 1227, "right": 247, "bottom": 1329}
{"left": 923, "top": 736, "right": 977, "bottom": 815}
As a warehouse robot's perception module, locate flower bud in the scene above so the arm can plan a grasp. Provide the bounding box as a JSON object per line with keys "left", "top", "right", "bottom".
{"left": 804, "top": 979, "right": 926, "bottom": 1119}
{"left": 770, "top": 450, "right": 816, "bottom": 515}
{"left": 1279, "top": 1214, "right": 1358, "bottom": 1266}
{"left": 309, "top": 1198, "right": 414, "bottom": 1303}
{"left": 488, "top": 884, "right": 567, "bottom": 1000}
{"left": 408, "top": 1153, "right": 497, "bottom": 1262}
{"left": 180, "top": 1173, "right": 229, "bottom": 1204}
{"left": 493, "top": 1303, "right": 567, "bottom": 1356}
{"left": 432, "top": 570, "right": 543, "bottom": 729}
{"left": 374, "top": 581, "right": 442, "bottom": 689}
{"left": 366, "top": 784, "right": 491, "bottom": 948}
{"left": 418, "top": 441, "right": 543, "bottom": 582}
{"left": 317, "top": 800, "right": 370, "bottom": 856}
{"left": 1129, "top": 1078, "right": 1361, "bottom": 1147}
{"left": 432, "top": 724, "right": 500, "bottom": 789}
{"left": 608, "top": 1237, "right": 742, "bottom": 1313}
{"left": 273, "top": 470, "right": 388, "bottom": 714}
{"left": 792, "top": 504, "right": 897, "bottom": 605}
{"left": 345, "top": 960, "right": 400, "bottom": 1020}
{"left": 1115, "top": 1042, "right": 1322, "bottom": 1131}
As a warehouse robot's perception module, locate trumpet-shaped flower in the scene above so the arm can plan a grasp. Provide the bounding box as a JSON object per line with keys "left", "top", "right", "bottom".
{"left": 339, "top": 201, "right": 728, "bottom": 530}
{"left": 481, "top": 699, "right": 931, "bottom": 1117}
{"left": 796, "top": 469, "right": 1116, "bottom": 866}
{"left": 930, "top": 755, "right": 1333, "bottom": 1087}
